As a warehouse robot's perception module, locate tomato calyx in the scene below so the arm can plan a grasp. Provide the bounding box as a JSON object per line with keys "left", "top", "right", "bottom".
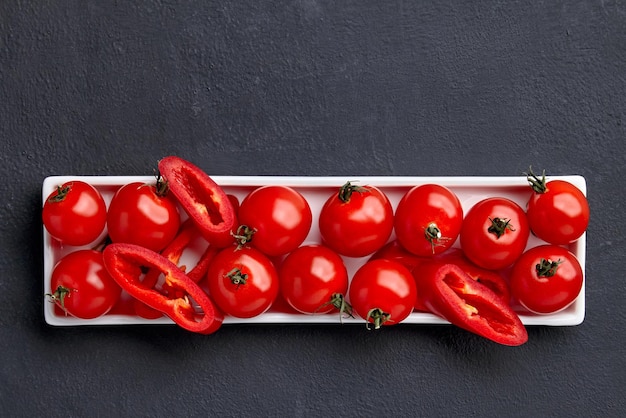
{"left": 487, "top": 217, "right": 516, "bottom": 238}
{"left": 47, "top": 184, "right": 72, "bottom": 203}
{"left": 316, "top": 293, "right": 354, "bottom": 321}
{"left": 424, "top": 222, "right": 451, "bottom": 253}
{"left": 225, "top": 268, "right": 248, "bottom": 287}
{"left": 365, "top": 308, "right": 391, "bottom": 330}
{"left": 154, "top": 171, "right": 170, "bottom": 197}
{"left": 232, "top": 225, "right": 257, "bottom": 250}
{"left": 535, "top": 258, "right": 563, "bottom": 277}
{"left": 337, "top": 181, "right": 368, "bottom": 203}
{"left": 45, "top": 285, "right": 73, "bottom": 315}
{"left": 525, "top": 166, "right": 547, "bottom": 194}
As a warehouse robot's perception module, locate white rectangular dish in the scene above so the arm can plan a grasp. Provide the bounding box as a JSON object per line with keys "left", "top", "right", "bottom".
{"left": 43, "top": 175, "right": 586, "bottom": 327}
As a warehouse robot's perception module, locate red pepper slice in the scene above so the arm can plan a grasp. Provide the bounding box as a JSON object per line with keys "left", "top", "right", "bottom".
{"left": 103, "top": 243, "right": 222, "bottom": 334}
{"left": 134, "top": 220, "right": 215, "bottom": 319}
{"left": 372, "top": 242, "right": 511, "bottom": 311}
{"left": 418, "top": 262, "right": 527, "bottom": 346}
{"left": 435, "top": 248, "right": 511, "bottom": 305}
{"left": 158, "top": 156, "right": 236, "bottom": 247}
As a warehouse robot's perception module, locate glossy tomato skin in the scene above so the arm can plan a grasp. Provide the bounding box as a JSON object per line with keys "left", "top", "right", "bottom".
{"left": 107, "top": 182, "right": 181, "bottom": 252}
{"left": 49, "top": 250, "right": 122, "bottom": 319}
{"left": 42, "top": 181, "right": 107, "bottom": 246}
{"left": 460, "top": 197, "right": 530, "bottom": 270}
{"left": 509, "top": 245, "right": 583, "bottom": 314}
{"left": 348, "top": 259, "right": 417, "bottom": 328}
{"left": 319, "top": 183, "right": 394, "bottom": 258}
{"left": 394, "top": 184, "right": 463, "bottom": 257}
{"left": 238, "top": 186, "right": 312, "bottom": 257}
{"left": 279, "top": 244, "right": 349, "bottom": 314}
{"left": 527, "top": 180, "right": 589, "bottom": 245}
{"left": 206, "top": 246, "right": 279, "bottom": 318}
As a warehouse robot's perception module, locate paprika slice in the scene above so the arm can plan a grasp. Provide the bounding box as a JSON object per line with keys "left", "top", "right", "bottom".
{"left": 103, "top": 243, "right": 222, "bottom": 334}
{"left": 134, "top": 220, "right": 216, "bottom": 319}
{"left": 158, "top": 156, "right": 236, "bottom": 247}
{"left": 435, "top": 248, "right": 511, "bottom": 305}
{"left": 419, "top": 262, "right": 527, "bottom": 346}
{"left": 372, "top": 243, "right": 511, "bottom": 312}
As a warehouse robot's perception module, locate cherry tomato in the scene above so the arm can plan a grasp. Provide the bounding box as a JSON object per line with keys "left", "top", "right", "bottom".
{"left": 279, "top": 244, "right": 349, "bottom": 314}
{"left": 47, "top": 250, "right": 122, "bottom": 319}
{"left": 237, "top": 186, "right": 312, "bottom": 257}
{"left": 460, "top": 197, "right": 530, "bottom": 270}
{"left": 206, "top": 246, "right": 279, "bottom": 318}
{"left": 509, "top": 245, "right": 583, "bottom": 314}
{"left": 107, "top": 181, "right": 181, "bottom": 252}
{"left": 42, "top": 181, "right": 107, "bottom": 246}
{"left": 526, "top": 170, "right": 589, "bottom": 244}
{"left": 319, "top": 182, "right": 394, "bottom": 258}
{"left": 394, "top": 184, "right": 463, "bottom": 257}
{"left": 348, "top": 259, "right": 417, "bottom": 329}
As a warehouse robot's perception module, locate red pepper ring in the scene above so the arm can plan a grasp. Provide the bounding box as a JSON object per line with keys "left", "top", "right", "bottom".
{"left": 103, "top": 243, "right": 222, "bottom": 334}
{"left": 419, "top": 262, "right": 528, "bottom": 346}
{"left": 158, "top": 156, "right": 236, "bottom": 248}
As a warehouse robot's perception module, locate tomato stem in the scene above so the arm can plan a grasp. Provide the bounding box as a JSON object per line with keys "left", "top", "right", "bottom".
{"left": 48, "top": 184, "right": 72, "bottom": 203}
{"left": 487, "top": 217, "right": 516, "bottom": 238}
{"left": 338, "top": 181, "right": 369, "bottom": 203}
{"left": 232, "top": 225, "right": 256, "bottom": 250}
{"left": 154, "top": 170, "right": 170, "bottom": 197}
{"left": 45, "top": 285, "right": 72, "bottom": 315}
{"left": 320, "top": 293, "right": 353, "bottom": 322}
{"left": 365, "top": 308, "right": 390, "bottom": 330}
{"left": 424, "top": 223, "right": 450, "bottom": 254}
{"left": 525, "top": 166, "right": 547, "bottom": 194}
{"left": 535, "top": 258, "right": 563, "bottom": 277}
{"left": 225, "top": 268, "right": 248, "bottom": 287}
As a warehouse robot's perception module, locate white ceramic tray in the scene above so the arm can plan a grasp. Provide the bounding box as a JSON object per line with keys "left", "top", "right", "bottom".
{"left": 43, "top": 175, "right": 587, "bottom": 327}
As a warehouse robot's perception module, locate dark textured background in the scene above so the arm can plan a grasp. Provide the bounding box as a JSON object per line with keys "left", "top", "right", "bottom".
{"left": 1, "top": 1, "right": 625, "bottom": 416}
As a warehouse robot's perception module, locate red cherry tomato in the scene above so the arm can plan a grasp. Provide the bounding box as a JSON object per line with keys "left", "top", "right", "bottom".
{"left": 107, "top": 181, "right": 181, "bottom": 252}
{"left": 47, "top": 250, "right": 122, "bottom": 319}
{"left": 394, "top": 184, "right": 463, "bottom": 257}
{"left": 460, "top": 197, "right": 530, "bottom": 270}
{"left": 348, "top": 259, "right": 417, "bottom": 329}
{"left": 509, "top": 245, "right": 583, "bottom": 314}
{"left": 237, "top": 186, "right": 312, "bottom": 257}
{"left": 206, "top": 246, "right": 279, "bottom": 318}
{"left": 279, "top": 244, "right": 349, "bottom": 314}
{"left": 42, "top": 181, "right": 107, "bottom": 246}
{"left": 319, "top": 182, "right": 394, "bottom": 258}
{"left": 526, "top": 170, "right": 589, "bottom": 244}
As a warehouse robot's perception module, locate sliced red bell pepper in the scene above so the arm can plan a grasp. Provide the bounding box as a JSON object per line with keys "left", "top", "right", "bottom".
{"left": 158, "top": 156, "right": 236, "bottom": 248}
{"left": 134, "top": 220, "right": 217, "bottom": 319}
{"left": 418, "top": 261, "right": 527, "bottom": 346}
{"left": 103, "top": 243, "right": 222, "bottom": 334}
{"left": 435, "top": 248, "right": 511, "bottom": 305}
{"left": 372, "top": 242, "right": 511, "bottom": 311}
